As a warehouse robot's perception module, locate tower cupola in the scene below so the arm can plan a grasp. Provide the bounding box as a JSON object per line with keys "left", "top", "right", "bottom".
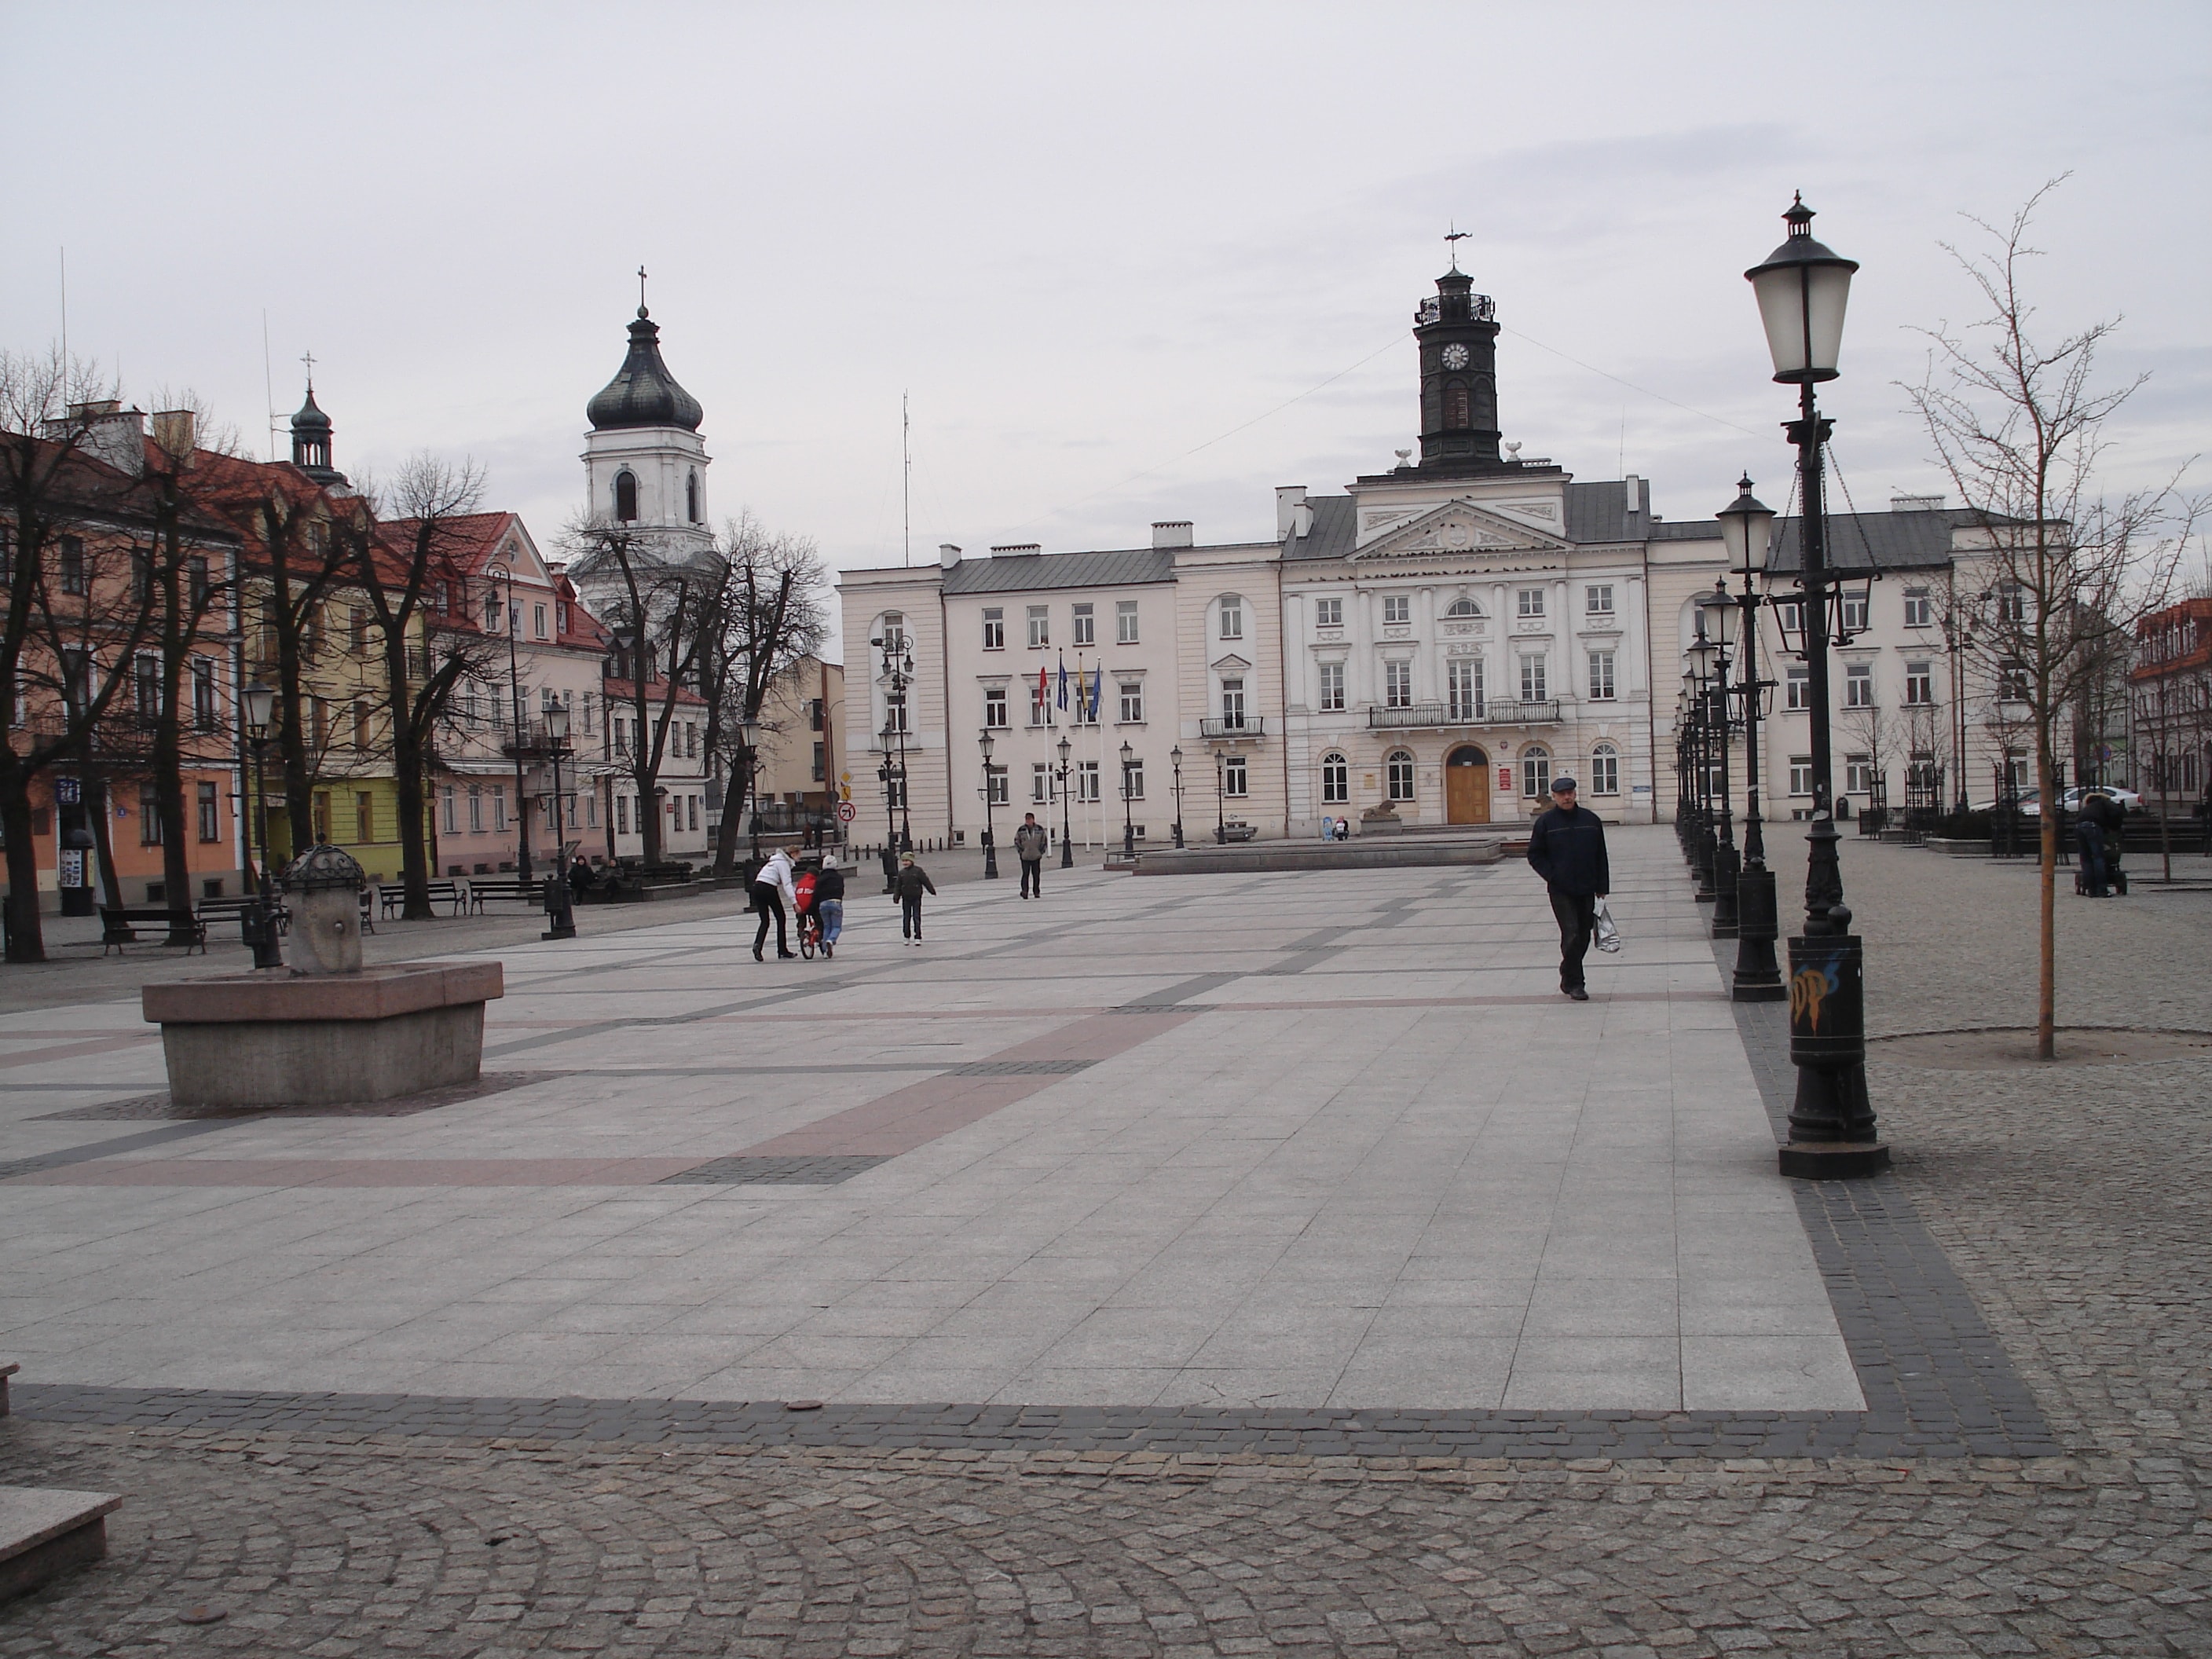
{"left": 289, "top": 380, "right": 344, "bottom": 485}
{"left": 1412, "top": 262, "right": 1503, "bottom": 471}
{"left": 586, "top": 306, "right": 705, "bottom": 433}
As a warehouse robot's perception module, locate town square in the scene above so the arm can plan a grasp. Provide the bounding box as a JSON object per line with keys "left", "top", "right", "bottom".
{"left": 3, "top": 4, "right": 2210, "bottom": 1655}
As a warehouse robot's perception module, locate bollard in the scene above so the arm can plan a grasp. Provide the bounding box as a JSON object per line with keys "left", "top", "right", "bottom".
{"left": 1780, "top": 920, "right": 1888, "bottom": 1177}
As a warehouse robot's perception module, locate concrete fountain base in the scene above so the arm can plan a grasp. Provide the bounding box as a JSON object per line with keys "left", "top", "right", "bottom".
{"left": 141, "top": 962, "right": 504, "bottom": 1109}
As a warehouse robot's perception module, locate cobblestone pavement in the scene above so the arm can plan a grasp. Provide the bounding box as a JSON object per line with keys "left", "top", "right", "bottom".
{"left": 3, "top": 833, "right": 2208, "bottom": 1656}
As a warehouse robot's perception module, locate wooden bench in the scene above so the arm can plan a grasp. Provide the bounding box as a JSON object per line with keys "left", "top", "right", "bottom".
{"left": 465, "top": 878, "right": 543, "bottom": 913}
{"left": 380, "top": 881, "right": 467, "bottom": 918}
{"left": 199, "top": 895, "right": 290, "bottom": 942}
{"left": 97, "top": 906, "right": 207, "bottom": 956}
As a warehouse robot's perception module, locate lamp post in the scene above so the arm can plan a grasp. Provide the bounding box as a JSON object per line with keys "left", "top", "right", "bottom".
{"left": 870, "top": 633, "right": 916, "bottom": 853}
{"left": 1170, "top": 745, "right": 1185, "bottom": 848}
{"left": 1699, "top": 584, "right": 1741, "bottom": 939}
{"left": 736, "top": 716, "right": 762, "bottom": 867}
{"left": 1718, "top": 478, "right": 1785, "bottom": 1001}
{"left": 1685, "top": 659, "right": 1716, "bottom": 901}
{"left": 542, "top": 701, "right": 577, "bottom": 940}
{"left": 1746, "top": 194, "right": 1885, "bottom": 1176}
{"left": 1056, "top": 734, "right": 1074, "bottom": 868}
{"left": 1214, "top": 749, "right": 1227, "bottom": 844}
{"left": 240, "top": 681, "right": 284, "bottom": 969}
{"left": 875, "top": 720, "right": 901, "bottom": 893}
{"left": 979, "top": 730, "right": 1001, "bottom": 878}
{"left": 1119, "top": 739, "right": 1136, "bottom": 858}
{"left": 490, "top": 566, "right": 533, "bottom": 884}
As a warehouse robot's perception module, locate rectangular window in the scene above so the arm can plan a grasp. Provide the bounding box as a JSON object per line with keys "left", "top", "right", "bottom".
{"left": 982, "top": 607, "right": 1005, "bottom": 650}
{"left": 1384, "top": 661, "right": 1413, "bottom": 709}
{"left": 690, "top": 795, "right": 701, "bottom": 830}
{"left": 1998, "top": 661, "right": 2030, "bottom": 701}
{"left": 1845, "top": 664, "right": 1873, "bottom": 708}
{"left": 1221, "top": 677, "right": 1247, "bottom": 727}
{"left": 468, "top": 784, "right": 484, "bottom": 832}
{"left": 1997, "top": 584, "right": 2027, "bottom": 624}
{"left": 1903, "top": 588, "right": 1932, "bottom": 628}
{"left": 1903, "top": 663, "right": 1933, "bottom": 705}
{"left": 1322, "top": 755, "right": 1349, "bottom": 804}
{"left": 1789, "top": 756, "right": 1815, "bottom": 797}
{"left": 811, "top": 742, "right": 825, "bottom": 782}
{"left": 1225, "top": 755, "right": 1248, "bottom": 798}
{"left": 1314, "top": 596, "right": 1342, "bottom": 628}
{"left": 60, "top": 536, "right": 86, "bottom": 595}
{"left": 1521, "top": 752, "right": 1551, "bottom": 799}
{"left": 1123, "top": 759, "right": 1144, "bottom": 800}
{"left": 1079, "top": 760, "right": 1100, "bottom": 802}
{"left": 1841, "top": 594, "right": 1870, "bottom": 635}
{"left": 1774, "top": 598, "right": 1804, "bottom": 638}
{"left": 885, "top": 775, "right": 906, "bottom": 810}
{"left": 1386, "top": 753, "right": 1415, "bottom": 802}
{"left": 492, "top": 786, "right": 507, "bottom": 831}
{"left": 1586, "top": 584, "right": 1614, "bottom": 617}
{"left": 1116, "top": 599, "right": 1139, "bottom": 643}
{"left": 1027, "top": 605, "right": 1049, "bottom": 648}
{"left": 557, "top": 602, "right": 569, "bottom": 633}
{"left": 886, "top": 692, "right": 909, "bottom": 734}
{"left": 350, "top": 607, "right": 368, "bottom": 650}
{"left": 1448, "top": 657, "right": 1483, "bottom": 721}
{"left": 1317, "top": 661, "right": 1346, "bottom": 712}
{"left": 192, "top": 660, "right": 217, "bottom": 731}
{"left": 1030, "top": 683, "right": 1052, "bottom": 727}
{"left": 1071, "top": 602, "right": 1094, "bottom": 646}
{"left": 1845, "top": 754, "right": 1874, "bottom": 794}
{"left": 533, "top": 603, "right": 548, "bottom": 639}
{"left": 1119, "top": 682, "right": 1144, "bottom": 723}
{"left": 1590, "top": 749, "right": 1619, "bottom": 796}
{"left": 1517, "top": 588, "right": 1544, "bottom": 618}
{"left": 140, "top": 785, "right": 163, "bottom": 845}
{"left": 1588, "top": 650, "right": 1616, "bottom": 701}
{"left": 197, "top": 781, "right": 220, "bottom": 842}
{"left": 1785, "top": 667, "right": 1811, "bottom": 711}
{"left": 353, "top": 700, "right": 373, "bottom": 749}
{"left": 1220, "top": 598, "right": 1244, "bottom": 640}
{"left": 189, "top": 556, "right": 209, "bottom": 610}
{"left": 356, "top": 792, "right": 374, "bottom": 844}
{"left": 1032, "top": 762, "right": 1049, "bottom": 804}
{"left": 1382, "top": 594, "right": 1411, "bottom": 626}
{"left": 312, "top": 791, "right": 331, "bottom": 843}
{"left": 987, "top": 769, "right": 1009, "bottom": 807}
{"left": 441, "top": 785, "right": 458, "bottom": 835}
{"left": 134, "top": 654, "right": 159, "bottom": 718}
{"left": 617, "top": 793, "right": 628, "bottom": 833}
{"left": 983, "top": 687, "right": 1008, "bottom": 729}
{"left": 1520, "top": 656, "right": 1547, "bottom": 702}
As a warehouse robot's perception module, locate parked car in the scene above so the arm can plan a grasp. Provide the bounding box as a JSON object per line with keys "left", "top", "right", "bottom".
{"left": 1984, "top": 785, "right": 2143, "bottom": 817}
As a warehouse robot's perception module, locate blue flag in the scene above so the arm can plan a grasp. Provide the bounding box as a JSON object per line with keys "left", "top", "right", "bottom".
{"left": 1057, "top": 652, "right": 1068, "bottom": 711}
{"left": 1087, "top": 661, "right": 1104, "bottom": 721}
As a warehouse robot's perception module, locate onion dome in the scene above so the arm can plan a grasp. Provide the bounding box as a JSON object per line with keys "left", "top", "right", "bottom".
{"left": 586, "top": 306, "right": 705, "bottom": 432}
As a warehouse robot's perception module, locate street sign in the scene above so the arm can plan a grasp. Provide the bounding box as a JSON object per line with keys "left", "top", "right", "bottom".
{"left": 54, "top": 778, "right": 80, "bottom": 805}
{"left": 835, "top": 800, "right": 858, "bottom": 824}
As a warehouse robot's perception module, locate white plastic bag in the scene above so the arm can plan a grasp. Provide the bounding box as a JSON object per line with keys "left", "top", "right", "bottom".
{"left": 1592, "top": 898, "right": 1622, "bottom": 954}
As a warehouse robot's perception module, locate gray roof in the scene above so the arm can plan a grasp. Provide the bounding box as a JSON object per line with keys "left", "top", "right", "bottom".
{"left": 1283, "top": 493, "right": 1359, "bottom": 562}
{"left": 943, "top": 546, "right": 1177, "bottom": 595}
{"left": 1288, "top": 482, "right": 1694, "bottom": 560}
{"left": 1769, "top": 507, "right": 1989, "bottom": 577}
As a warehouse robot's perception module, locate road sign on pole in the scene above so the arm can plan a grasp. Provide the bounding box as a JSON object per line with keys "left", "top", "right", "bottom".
{"left": 835, "top": 800, "right": 857, "bottom": 824}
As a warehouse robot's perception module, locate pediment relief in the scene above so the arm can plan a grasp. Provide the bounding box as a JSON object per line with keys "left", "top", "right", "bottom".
{"left": 1353, "top": 499, "right": 1572, "bottom": 562}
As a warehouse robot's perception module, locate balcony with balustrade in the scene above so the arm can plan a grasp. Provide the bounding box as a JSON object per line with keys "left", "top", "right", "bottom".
{"left": 1199, "top": 716, "right": 1265, "bottom": 741}
{"left": 1366, "top": 699, "right": 1560, "bottom": 730}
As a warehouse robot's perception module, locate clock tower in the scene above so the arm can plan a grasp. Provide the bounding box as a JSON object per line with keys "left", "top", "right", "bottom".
{"left": 1413, "top": 266, "right": 1503, "bottom": 471}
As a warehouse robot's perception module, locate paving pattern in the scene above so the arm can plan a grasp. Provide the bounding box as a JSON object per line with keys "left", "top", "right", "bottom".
{"left": 2, "top": 833, "right": 2207, "bottom": 1656}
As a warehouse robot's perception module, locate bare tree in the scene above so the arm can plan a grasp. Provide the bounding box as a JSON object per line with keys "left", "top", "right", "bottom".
{"left": 695, "top": 512, "right": 829, "bottom": 877}
{"left": 0, "top": 351, "right": 163, "bottom": 961}
{"left": 339, "top": 456, "right": 494, "bottom": 917}
{"left": 563, "top": 518, "right": 717, "bottom": 866}
{"left": 1906, "top": 179, "right": 2204, "bottom": 1059}
{"left": 1838, "top": 703, "right": 1895, "bottom": 822}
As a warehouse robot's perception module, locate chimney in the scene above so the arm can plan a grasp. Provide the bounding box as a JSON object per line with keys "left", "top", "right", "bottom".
{"left": 1623, "top": 474, "right": 1645, "bottom": 531}
{"left": 149, "top": 409, "right": 197, "bottom": 459}
{"left": 1275, "top": 485, "right": 1308, "bottom": 540}
{"left": 1151, "top": 520, "right": 1193, "bottom": 549}
{"left": 1890, "top": 493, "right": 1945, "bottom": 513}
{"left": 938, "top": 542, "right": 961, "bottom": 569}
{"left": 52, "top": 401, "right": 146, "bottom": 477}
{"left": 990, "top": 543, "right": 1041, "bottom": 556}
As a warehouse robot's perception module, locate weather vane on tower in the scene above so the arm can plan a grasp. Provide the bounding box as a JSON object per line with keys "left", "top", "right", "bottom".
{"left": 1445, "top": 225, "right": 1470, "bottom": 273}
{"left": 299, "top": 349, "right": 317, "bottom": 390}
{"left": 637, "top": 266, "right": 649, "bottom": 315}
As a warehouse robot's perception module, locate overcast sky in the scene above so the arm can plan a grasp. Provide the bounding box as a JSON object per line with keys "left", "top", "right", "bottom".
{"left": 6, "top": 2, "right": 2207, "bottom": 654}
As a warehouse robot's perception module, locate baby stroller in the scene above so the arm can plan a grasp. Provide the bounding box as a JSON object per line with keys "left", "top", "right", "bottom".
{"left": 792, "top": 866, "right": 825, "bottom": 958}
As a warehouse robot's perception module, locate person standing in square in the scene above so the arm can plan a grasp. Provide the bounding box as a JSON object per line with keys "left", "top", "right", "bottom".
{"left": 1013, "top": 812, "right": 1049, "bottom": 898}
{"left": 1525, "top": 776, "right": 1609, "bottom": 1002}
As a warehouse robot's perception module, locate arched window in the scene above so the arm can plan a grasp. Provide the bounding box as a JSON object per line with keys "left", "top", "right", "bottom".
{"left": 1590, "top": 743, "right": 1620, "bottom": 797}
{"left": 1444, "top": 597, "right": 1484, "bottom": 617}
{"left": 1386, "top": 750, "right": 1415, "bottom": 803}
{"left": 1321, "top": 753, "right": 1349, "bottom": 805}
{"left": 1444, "top": 381, "right": 1471, "bottom": 428}
{"left": 613, "top": 471, "right": 639, "bottom": 522}
{"left": 1521, "top": 745, "right": 1551, "bottom": 800}
{"left": 685, "top": 471, "right": 700, "bottom": 523}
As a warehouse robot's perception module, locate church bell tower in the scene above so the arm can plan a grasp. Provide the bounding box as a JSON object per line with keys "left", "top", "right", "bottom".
{"left": 1412, "top": 265, "right": 1503, "bottom": 471}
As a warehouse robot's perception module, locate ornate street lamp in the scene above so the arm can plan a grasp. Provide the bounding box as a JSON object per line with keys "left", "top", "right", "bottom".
{"left": 1214, "top": 749, "right": 1227, "bottom": 844}
{"left": 1055, "top": 734, "right": 1074, "bottom": 869}
{"left": 978, "top": 729, "right": 1001, "bottom": 878}
{"left": 489, "top": 566, "right": 533, "bottom": 883}
{"left": 542, "top": 701, "right": 577, "bottom": 940}
{"left": 874, "top": 717, "right": 901, "bottom": 892}
{"left": 240, "top": 680, "right": 283, "bottom": 969}
{"left": 736, "top": 715, "right": 763, "bottom": 866}
{"left": 1746, "top": 195, "right": 1885, "bottom": 1176}
{"left": 1683, "top": 657, "right": 1716, "bottom": 901}
{"left": 1170, "top": 745, "right": 1185, "bottom": 849}
{"left": 1700, "top": 584, "right": 1742, "bottom": 939}
{"left": 1119, "top": 739, "right": 1136, "bottom": 858}
{"left": 1717, "top": 478, "right": 1785, "bottom": 999}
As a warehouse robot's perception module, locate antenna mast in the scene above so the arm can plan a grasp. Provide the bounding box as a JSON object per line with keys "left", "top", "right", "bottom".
{"left": 262, "top": 312, "right": 279, "bottom": 461}
{"left": 902, "top": 391, "right": 911, "bottom": 568}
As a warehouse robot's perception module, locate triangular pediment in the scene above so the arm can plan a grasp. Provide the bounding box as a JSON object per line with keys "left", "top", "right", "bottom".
{"left": 1353, "top": 499, "right": 1572, "bottom": 562}
{"left": 1210, "top": 652, "right": 1252, "bottom": 672}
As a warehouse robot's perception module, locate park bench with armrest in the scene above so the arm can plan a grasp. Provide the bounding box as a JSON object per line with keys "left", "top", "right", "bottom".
{"left": 195, "top": 895, "right": 288, "bottom": 943}
{"left": 464, "top": 878, "right": 543, "bottom": 913}
{"left": 97, "top": 906, "right": 207, "bottom": 955}
{"left": 379, "top": 881, "right": 467, "bottom": 919}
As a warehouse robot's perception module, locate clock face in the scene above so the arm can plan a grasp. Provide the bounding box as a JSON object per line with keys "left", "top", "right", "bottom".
{"left": 1441, "top": 343, "right": 1470, "bottom": 370}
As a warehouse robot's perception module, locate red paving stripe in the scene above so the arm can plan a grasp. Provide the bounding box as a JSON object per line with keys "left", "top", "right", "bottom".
{"left": 0, "top": 1033, "right": 161, "bottom": 1069}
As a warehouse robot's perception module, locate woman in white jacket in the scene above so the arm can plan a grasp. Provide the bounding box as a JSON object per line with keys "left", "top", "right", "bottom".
{"left": 751, "top": 845, "right": 800, "bottom": 961}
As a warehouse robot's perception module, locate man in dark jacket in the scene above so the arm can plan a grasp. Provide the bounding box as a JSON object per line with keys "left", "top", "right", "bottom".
{"left": 2078, "top": 788, "right": 2123, "bottom": 896}
{"left": 1013, "top": 813, "right": 1049, "bottom": 897}
{"left": 1525, "top": 776, "right": 1610, "bottom": 1001}
{"left": 894, "top": 854, "right": 936, "bottom": 946}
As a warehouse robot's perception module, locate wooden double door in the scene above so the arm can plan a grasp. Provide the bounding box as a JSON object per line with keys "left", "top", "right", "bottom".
{"left": 1445, "top": 745, "right": 1491, "bottom": 824}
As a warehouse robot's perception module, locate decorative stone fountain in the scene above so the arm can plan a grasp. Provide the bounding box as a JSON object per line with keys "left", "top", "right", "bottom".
{"left": 141, "top": 846, "right": 503, "bottom": 1109}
